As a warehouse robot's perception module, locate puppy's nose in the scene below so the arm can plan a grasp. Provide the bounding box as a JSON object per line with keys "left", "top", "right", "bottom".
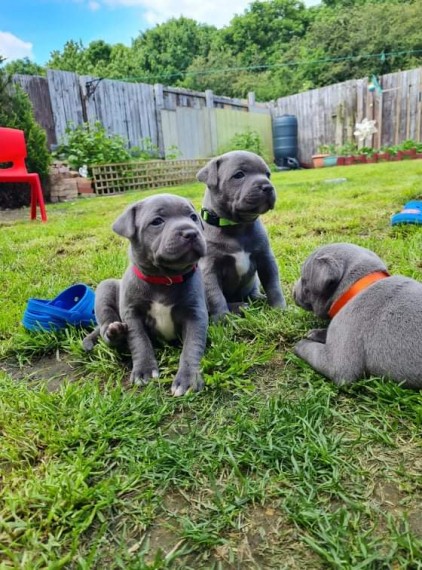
{"left": 261, "top": 184, "right": 274, "bottom": 193}
{"left": 180, "top": 228, "right": 198, "bottom": 241}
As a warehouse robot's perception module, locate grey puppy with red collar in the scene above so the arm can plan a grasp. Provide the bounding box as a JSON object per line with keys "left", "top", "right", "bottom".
{"left": 293, "top": 243, "right": 422, "bottom": 388}
{"left": 83, "top": 194, "right": 208, "bottom": 396}
{"left": 197, "top": 150, "right": 285, "bottom": 321}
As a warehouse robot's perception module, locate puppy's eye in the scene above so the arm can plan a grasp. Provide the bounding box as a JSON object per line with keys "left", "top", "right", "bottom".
{"left": 190, "top": 213, "right": 199, "bottom": 222}
{"left": 233, "top": 171, "right": 245, "bottom": 180}
{"left": 266, "top": 171, "right": 271, "bottom": 179}
{"left": 150, "top": 217, "right": 164, "bottom": 226}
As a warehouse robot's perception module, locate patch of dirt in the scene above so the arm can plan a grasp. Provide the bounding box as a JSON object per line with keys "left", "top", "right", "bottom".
{"left": 372, "top": 481, "right": 422, "bottom": 539}
{"left": 1, "top": 354, "right": 81, "bottom": 391}
{"left": 0, "top": 206, "right": 32, "bottom": 225}
{"left": 408, "top": 510, "right": 422, "bottom": 539}
{"left": 140, "top": 519, "right": 184, "bottom": 565}
{"left": 212, "top": 505, "right": 322, "bottom": 570}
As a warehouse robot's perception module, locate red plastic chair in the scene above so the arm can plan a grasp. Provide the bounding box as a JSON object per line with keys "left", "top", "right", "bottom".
{"left": 0, "top": 127, "right": 47, "bottom": 221}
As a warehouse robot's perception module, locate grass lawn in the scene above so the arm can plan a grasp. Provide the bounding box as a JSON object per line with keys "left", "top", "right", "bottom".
{"left": 0, "top": 160, "right": 421, "bottom": 569}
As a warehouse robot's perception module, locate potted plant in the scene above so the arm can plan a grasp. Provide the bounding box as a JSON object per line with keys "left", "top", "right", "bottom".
{"left": 322, "top": 144, "right": 338, "bottom": 167}
{"left": 338, "top": 142, "right": 358, "bottom": 166}
{"left": 359, "top": 146, "right": 377, "bottom": 163}
{"left": 312, "top": 144, "right": 338, "bottom": 168}
{"left": 397, "top": 140, "right": 417, "bottom": 159}
{"left": 377, "top": 146, "right": 393, "bottom": 161}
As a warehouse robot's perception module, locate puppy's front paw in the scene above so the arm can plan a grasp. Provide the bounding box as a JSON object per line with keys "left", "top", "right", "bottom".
{"left": 294, "top": 338, "right": 313, "bottom": 359}
{"left": 171, "top": 370, "right": 204, "bottom": 397}
{"left": 104, "top": 321, "right": 128, "bottom": 344}
{"left": 306, "top": 328, "right": 328, "bottom": 343}
{"left": 210, "top": 310, "right": 230, "bottom": 324}
{"left": 130, "top": 363, "right": 159, "bottom": 386}
{"left": 227, "top": 301, "right": 248, "bottom": 314}
{"left": 269, "top": 298, "right": 287, "bottom": 310}
{"left": 249, "top": 292, "right": 266, "bottom": 301}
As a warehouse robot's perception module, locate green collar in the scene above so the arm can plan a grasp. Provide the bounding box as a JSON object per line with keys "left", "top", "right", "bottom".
{"left": 200, "top": 207, "right": 239, "bottom": 227}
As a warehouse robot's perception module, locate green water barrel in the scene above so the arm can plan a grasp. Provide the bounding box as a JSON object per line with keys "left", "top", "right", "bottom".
{"left": 273, "top": 115, "right": 298, "bottom": 165}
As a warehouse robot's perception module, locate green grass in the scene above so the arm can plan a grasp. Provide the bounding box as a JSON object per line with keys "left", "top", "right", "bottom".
{"left": 0, "top": 161, "right": 421, "bottom": 569}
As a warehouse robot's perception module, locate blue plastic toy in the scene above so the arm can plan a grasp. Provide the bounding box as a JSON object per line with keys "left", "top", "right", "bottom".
{"left": 23, "top": 283, "right": 97, "bottom": 331}
{"left": 391, "top": 200, "right": 422, "bottom": 226}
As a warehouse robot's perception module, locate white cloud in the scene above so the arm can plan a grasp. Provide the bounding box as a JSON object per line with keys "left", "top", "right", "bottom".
{"left": 88, "top": 1, "right": 101, "bottom": 10}
{"left": 101, "top": 0, "right": 252, "bottom": 28}
{"left": 0, "top": 31, "right": 34, "bottom": 62}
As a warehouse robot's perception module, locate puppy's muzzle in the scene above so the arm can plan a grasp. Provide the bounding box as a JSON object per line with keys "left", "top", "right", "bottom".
{"left": 180, "top": 228, "right": 200, "bottom": 242}
{"left": 261, "top": 183, "right": 274, "bottom": 194}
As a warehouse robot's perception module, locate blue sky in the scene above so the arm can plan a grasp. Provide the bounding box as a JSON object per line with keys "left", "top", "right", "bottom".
{"left": 0, "top": 0, "right": 319, "bottom": 66}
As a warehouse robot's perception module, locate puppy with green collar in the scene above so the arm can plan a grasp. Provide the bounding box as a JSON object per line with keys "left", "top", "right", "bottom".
{"left": 197, "top": 151, "right": 285, "bottom": 321}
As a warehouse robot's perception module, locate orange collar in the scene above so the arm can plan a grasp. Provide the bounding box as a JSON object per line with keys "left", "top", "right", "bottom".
{"left": 328, "top": 271, "right": 390, "bottom": 319}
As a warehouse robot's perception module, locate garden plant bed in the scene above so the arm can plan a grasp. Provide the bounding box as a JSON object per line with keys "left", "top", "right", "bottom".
{"left": 1, "top": 161, "right": 421, "bottom": 568}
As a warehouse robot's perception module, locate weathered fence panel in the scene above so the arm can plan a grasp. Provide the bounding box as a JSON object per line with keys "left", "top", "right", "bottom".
{"left": 162, "top": 107, "right": 273, "bottom": 160}
{"left": 47, "top": 70, "right": 84, "bottom": 144}
{"left": 271, "top": 67, "right": 422, "bottom": 163}
{"left": 80, "top": 76, "right": 159, "bottom": 149}
{"left": 92, "top": 158, "right": 208, "bottom": 195}
{"left": 13, "top": 74, "right": 57, "bottom": 147}
{"left": 161, "top": 108, "right": 216, "bottom": 159}
{"left": 214, "top": 108, "right": 273, "bottom": 158}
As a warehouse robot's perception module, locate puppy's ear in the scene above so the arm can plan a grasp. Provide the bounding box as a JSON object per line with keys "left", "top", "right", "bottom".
{"left": 312, "top": 254, "right": 344, "bottom": 293}
{"left": 197, "top": 157, "right": 219, "bottom": 189}
{"left": 112, "top": 203, "right": 140, "bottom": 239}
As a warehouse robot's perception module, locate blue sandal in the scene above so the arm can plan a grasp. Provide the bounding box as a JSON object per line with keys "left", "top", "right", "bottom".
{"left": 23, "top": 284, "right": 97, "bottom": 331}
{"left": 391, "top": 200, "right": 422, "bottom": 226}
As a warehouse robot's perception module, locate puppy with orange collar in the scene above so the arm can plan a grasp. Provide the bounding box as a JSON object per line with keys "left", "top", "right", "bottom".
{"left": 293, "top": 243, "right": 422, "bottom": 388}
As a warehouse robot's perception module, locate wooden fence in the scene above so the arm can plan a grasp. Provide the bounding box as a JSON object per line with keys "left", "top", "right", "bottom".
{"left": 14, "top": 66, "right": 422, "bottom": 165}
{"left": 270, "top": 67, "right": 422, "bottom": 163}
{"left": 92, "top": 158, "right": 208, "bottom": 195}
{"left": 13, "top": 71, "right": 262, "bottom": 156}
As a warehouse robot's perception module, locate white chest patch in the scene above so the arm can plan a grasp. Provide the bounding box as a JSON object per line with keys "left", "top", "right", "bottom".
{"left": 232, "top": 251, "right": 252, "bottom": 278}
{"left": 148, "top": 302, "right": 175, "bottom": 341}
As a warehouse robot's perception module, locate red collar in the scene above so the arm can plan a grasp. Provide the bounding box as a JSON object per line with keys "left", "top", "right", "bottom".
{"left": 328, "top": 271, "right": 390, "bottom": 318}
{"left": 132, "top": 264, "right": 196, "bottom": 285}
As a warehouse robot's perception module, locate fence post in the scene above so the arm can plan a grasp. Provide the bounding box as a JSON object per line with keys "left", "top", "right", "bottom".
{"left": 248, "top": 92, "right": 256, "bottom": 111}
{"left": 205, "top": 90, "right": 214, "bottom": 108}
{"left": 154, "top": 83, "right": 165, "bottom": 158}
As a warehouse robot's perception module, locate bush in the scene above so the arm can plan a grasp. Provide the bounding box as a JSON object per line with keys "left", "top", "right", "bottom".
{"left": 219, "top": 130, "right": 269, "bottom": 163}
{"left": 0, "top": 68, "right": 51, "bottom": 209}
{"left": 55, "top": 121, "right": 133, "bottom": 174}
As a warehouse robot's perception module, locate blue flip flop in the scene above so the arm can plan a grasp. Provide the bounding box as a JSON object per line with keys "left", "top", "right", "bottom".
{"left": 391, "top": 200, "right": 422, "bottom": 226}
{"left": 23, "top": 283, "right": 97, "bottom": 331}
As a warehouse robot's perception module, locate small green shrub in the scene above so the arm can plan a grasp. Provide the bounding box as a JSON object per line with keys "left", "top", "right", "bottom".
{"left": 358, "top": 146, "right": 375, "bottom": 157}
{"left": 55, "top": 121, "right": 132, "bottom": 174}
{"left": 318, "top": 143, "right": 337, "bottom": 155}
{"left": 338, "top": 142, "right": 358, "bottom": 156}
{"left": 220, "top": 130, "right": 269, "bottom": 163}
{"left": 129, "top": 137, "right": 160, "bottom": 161}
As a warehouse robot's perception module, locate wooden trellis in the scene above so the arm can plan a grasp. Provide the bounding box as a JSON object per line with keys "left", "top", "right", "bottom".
{"left": 91, "top": 158, "right": 208, "bottom": 195}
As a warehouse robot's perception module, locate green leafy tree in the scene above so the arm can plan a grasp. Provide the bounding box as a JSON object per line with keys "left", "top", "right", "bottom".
{"left": 286, "top": 1, "right": 422, "bottom": 88}
{"left": 2, "top": 57, "right": 45, "bottom": 77}
{"left": 48, "top": 40, "right": 89, "bottom": 74}
{"left": 98, "top": 43, "right": 137, "bottom": 79}
{"left": 132, "top": 17, "right": 217, "bottom": 83}
{"left": 218, "top": 0, "right": 311, "bottom": 66}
